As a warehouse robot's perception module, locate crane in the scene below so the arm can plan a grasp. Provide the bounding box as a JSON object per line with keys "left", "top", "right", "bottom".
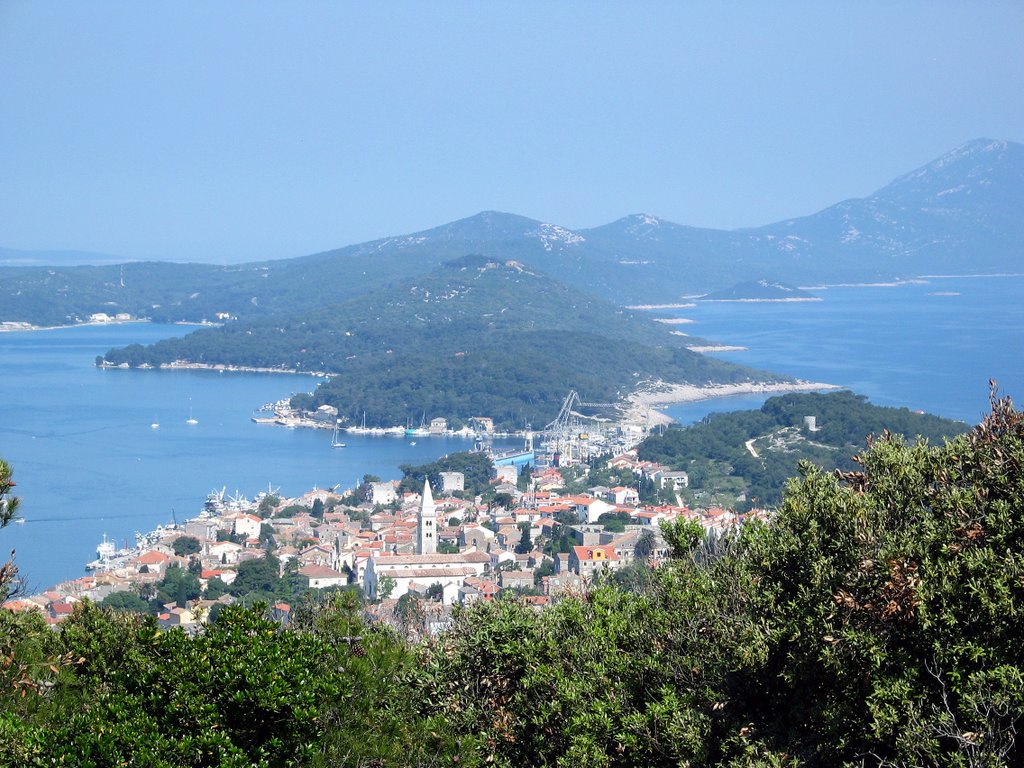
{"left": 543, "top": 391, "right": 620, "bottom": 463}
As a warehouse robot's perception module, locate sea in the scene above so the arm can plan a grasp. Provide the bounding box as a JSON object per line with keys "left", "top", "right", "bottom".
{"left": 1, "top": 274, "right": 1022, "bottom": 590}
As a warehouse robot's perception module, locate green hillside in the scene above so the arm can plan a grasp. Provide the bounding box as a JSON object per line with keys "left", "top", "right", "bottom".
{"left": 638, "top": 390, "right": 969, "bottom": 506}
{"left": 100, "top": 256, "right": 773, "bottom": 428}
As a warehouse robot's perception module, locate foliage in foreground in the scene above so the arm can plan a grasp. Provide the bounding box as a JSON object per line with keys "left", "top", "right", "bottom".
{"left": 2, "top": 392, "right": 1023, "bottom": 766}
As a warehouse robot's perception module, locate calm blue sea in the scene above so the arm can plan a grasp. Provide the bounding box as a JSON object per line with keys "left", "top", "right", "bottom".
{"left": 663, "top": 275, "right": 1024, "bottom": 426}
{"left": 0, "top": 324, "right": 519, "bottom": 591}
{"left": 1, "top": 274, "right": 1021, "bottom": 590}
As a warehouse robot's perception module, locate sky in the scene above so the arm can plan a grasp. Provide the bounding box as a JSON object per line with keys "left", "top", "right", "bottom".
{"left": 1, "top": 2, "right": 1022, "bottom": 263}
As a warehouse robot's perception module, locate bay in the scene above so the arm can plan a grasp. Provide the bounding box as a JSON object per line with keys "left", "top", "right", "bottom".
{"left": 2, "top": 274, "right": 1021, "bottom": 590}
{"left": 0, "top": 324, "right": 519, "bottom": 591}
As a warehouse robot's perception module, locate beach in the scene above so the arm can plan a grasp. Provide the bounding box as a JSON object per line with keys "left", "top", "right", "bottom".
{"left": 623, "top": 379, "right": 840, "bottom": 427}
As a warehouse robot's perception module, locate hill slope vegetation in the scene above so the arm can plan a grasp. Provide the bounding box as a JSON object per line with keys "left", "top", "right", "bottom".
{"left": 100, "top": 256, "right": 772, "bottom": 428}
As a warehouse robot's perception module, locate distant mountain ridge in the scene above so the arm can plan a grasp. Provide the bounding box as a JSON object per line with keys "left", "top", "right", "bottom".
{"left": 1, "top": 138, "right": 1021, "bottom": 325}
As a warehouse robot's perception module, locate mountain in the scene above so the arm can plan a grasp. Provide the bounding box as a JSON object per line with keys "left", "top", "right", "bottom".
{"left": 100, "top": 256, "right": 774, "bottom": 428}
{"left": 742, "top": 138, "right": 1024, "bottom": 280}
{"left": 2, "top": 139, "right": 1021, "bottom": 325}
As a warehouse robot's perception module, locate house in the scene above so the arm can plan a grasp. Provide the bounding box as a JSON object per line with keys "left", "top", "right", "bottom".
{"left": 570, "top": 496, "right": 615, "bottom": 524}
{"left": 297, "top": 543, "right": 336, "bottom": 569}
{"left": 232, "top": 514, "right": 263, "bottom": 540}
{"left": 366, "top": 481, "right": 399, "bottom": 506}
{"left": 460, "top": 524, "right": 494, "bottom": 550}
{"left": 566, "top": 544, "right": 620, "bottom": 580}
{"left": 464, "top": 577, "right": 500, "bottom": 601}
{"left": 363, "top": 552, "right": 490, "bottom": 603}
{"left": 270, "top": 602, "right": 292, "bottom": 625}
{"left": 654, "top": 470, "right": 690, "bottom": 490}
{"left": 299, "top": 564, "right": 349, "bottom": 589}
{"left": 608, "top": 486, "right": 640, "bottom": 505}
{"left": 499, "top": 569, "right": 534, "bottom": 591}
{"left": 429, "top": 417, "right": 448, "bottom": 434}
{"left": 184, "top": 518, "right": 219, "bottom": 541}
{"left": 207, "top": 541, "right": 243, "bottom": 565}
{"left": 606, "top": 451, "right": 639, "bottom": 471}
{"left": 438, "top": 471, "right": 465, "bottom": 493}
{"left": 157, "top": 606, "right": 195, "bottom": 629}
{"left": 494, "top": 465, "right": 518, "bottom": 485}
{"left": 136, "top": 550, "right": 172, "bottom": 575}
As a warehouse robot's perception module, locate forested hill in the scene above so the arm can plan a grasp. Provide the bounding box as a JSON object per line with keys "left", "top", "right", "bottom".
{"left": 101, "top": 256, "right": 774, "bottom": 428}
{"left": 638, "top": 391, "right": 970, "bottom": 506}
{"left": 2, "top": 139, "right": 1022, "bottom": 324}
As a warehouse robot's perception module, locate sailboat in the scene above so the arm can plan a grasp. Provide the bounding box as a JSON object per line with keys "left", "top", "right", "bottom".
{"left": 186, "top": 400, "right": 198, "bottom": 425}
{"left": 331, "top": 419, "right": 346, "bottom": 448}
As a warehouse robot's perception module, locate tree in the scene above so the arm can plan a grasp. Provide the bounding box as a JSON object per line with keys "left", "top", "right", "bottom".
{"left": 311, "top": 498, "right": 325, "bottom": 519}
{"left": 515, "top": 522, "right": 532, "bottom": 554}
{"left": 425, "top": 583, "right": 444, "bottom": 601}
{"left": 101, "top": 591, "right": 151, "bottom": 615}
{"left": 0, "top": 458, "right": 21, "bottom": 601}
{"left": 229, "top": 554, "right": 281, "bottom": 597}
{"left": 634, "top": 528, "right": 656, "bottom": 562}
{"left": 377, "top": 575, "right": 396, "bottom": 601}
{"left": 204, "top": 576, "right": 230, "bottom": 600}
{"left": 395, "top": 592, "right": 426, "bottom": 637}
{"left": 171, "top": 535, "right": 201, "bottom": 557}
{"left": 257, "top": 494, "right": 280, "bottom": 517}
{"left": 154, "top": 565, "right": 201, "bottom": 607}
{"left": 0, "top": 458, "right": 19, "bottom": 527}
{"left": 492, "top": 492, "right": 515, "bottom": 510}
{"left": 533, "top": 557, "right": 555, "bottom": 586}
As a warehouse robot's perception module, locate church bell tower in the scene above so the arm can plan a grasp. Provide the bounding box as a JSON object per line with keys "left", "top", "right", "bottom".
{"left": 417, "top": 479, "right": 437, "bottom": 555}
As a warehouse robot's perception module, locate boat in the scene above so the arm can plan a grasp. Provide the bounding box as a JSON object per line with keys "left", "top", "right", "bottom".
{"left": 331, "top": 419, "right": 346, "bottom": 448}
{"left": 85, "top": 533, "right": 130, "bottom": 572}
{"left": 186, "top": 399, "right": 198, "bottom": 425}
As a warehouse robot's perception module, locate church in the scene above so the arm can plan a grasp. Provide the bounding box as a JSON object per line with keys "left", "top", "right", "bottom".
{"left": 363, "top": 480, "right": 489, "bottom": 604}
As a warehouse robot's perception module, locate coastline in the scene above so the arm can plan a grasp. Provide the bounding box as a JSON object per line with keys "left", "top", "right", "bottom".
{"left": 623, "top": 379, "right": 841, "bottom": 427}
{"left": 697, "top": 297, "right": 822, "bottom": 304}
{"left": 97, "top": 359, "right": 329, "bottom": 377}
{"left": 0, "top": 318, "right": 219, "bottom": 333}
{"left": 686, "top": 344, "right": 748, "bottom": 353}
{"left": 0, "top": 318, "right": 153, "bottom": 333}
{"left": 625, "top": 302, "right": 697, "bottom": 310}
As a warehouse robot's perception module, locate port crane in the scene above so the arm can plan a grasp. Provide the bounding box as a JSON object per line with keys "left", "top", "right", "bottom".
{"left": 542, "top": 390, "right": 619, "bottom": 463}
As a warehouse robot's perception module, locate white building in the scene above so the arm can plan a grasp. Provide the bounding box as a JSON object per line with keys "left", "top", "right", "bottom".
{"left": 364, "top": 552, "right": 490, "bottom": 603}
{"left": 418, "top": 480, "right": 437, "bottom": 555}
{"left": 438, "top": 471, "right": 465, "bottom": 493}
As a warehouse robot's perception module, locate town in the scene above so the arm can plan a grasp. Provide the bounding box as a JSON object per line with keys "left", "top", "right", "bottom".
{"left": 4, "top": 445, "right": 766, "bottom": 636}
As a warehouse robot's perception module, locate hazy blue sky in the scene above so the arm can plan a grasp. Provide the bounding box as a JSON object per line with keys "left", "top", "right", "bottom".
{"left": 2, "top": 2, "right": 1022, "bottom": 263}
